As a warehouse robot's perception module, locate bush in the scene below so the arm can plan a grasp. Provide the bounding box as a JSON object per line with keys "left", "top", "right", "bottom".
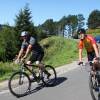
{"left": 0, "top": 26, "right": 18, "bottom": 61}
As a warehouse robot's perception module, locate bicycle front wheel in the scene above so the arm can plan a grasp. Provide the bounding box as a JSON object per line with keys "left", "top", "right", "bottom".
{"left": 42, "top": 65, "right": 57, "bottom": 86}
{"left": 89, "top": 74, "right": 97, "bottom": 100}
{"left": 8, "top": 71, "right": 31, "bottom": 97}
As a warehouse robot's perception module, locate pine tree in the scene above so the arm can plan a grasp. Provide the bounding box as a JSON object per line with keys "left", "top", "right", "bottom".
{"left": 15, "top": 4, "right": 35, "bottom": 35}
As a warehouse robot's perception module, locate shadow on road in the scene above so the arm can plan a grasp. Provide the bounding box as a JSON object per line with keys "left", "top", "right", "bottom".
{"left": 18, "top": 76, "right": 67, "bottom": 98}
{"left": 53, "top": 76, "right": 67, "bottom": 87}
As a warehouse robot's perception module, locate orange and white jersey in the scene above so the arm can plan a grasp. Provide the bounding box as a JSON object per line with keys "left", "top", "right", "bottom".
{"left": 78, "top": 35, "right": 97, "bottom": 52}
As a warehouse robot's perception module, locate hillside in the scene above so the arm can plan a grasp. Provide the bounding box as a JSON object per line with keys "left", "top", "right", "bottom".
{"left": 40, "top": 36, "right": 79, "bottom": 67}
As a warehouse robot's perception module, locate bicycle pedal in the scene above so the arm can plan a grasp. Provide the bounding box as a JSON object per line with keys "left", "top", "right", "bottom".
{"left": 36, "top": 78, "right": 40, "bottom": 83}
{"left": 36, "top": 76, "right": 42, "bottom": 83}
{"left": 30, "top": 78, "right": 36, "bottom": 82}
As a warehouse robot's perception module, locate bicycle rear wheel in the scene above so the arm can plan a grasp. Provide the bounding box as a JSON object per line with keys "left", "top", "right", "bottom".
{"left": 8, "top": 71, "right": 31, "bottom": 97}
{"left": 42, "top": 65, "right": 57, "bottom": 86}
{"left": 89, "top": 74, "right": 97, "bottom": 100}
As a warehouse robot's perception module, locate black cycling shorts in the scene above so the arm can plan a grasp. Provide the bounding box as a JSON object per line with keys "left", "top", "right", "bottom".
{"left": 87, "top": 51, "right": 96, "bottom": 61}
{"left": 29, "top": 51, "right": 44, "bottom": 63}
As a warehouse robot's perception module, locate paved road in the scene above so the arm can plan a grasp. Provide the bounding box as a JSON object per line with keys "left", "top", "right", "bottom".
{"left": 0, "top": 64, "right": 92, "bottom": 100}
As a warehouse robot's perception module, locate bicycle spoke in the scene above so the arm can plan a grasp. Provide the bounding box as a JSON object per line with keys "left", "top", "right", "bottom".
{"left": 42, "top": 65, "right": 57, "bottom": 86}
{"left": 8, "top": 72, "right": 31, "bottom": 97}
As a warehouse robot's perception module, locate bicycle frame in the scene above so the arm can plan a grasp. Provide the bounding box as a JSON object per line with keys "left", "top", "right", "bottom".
{"left": 20, "top": 62, "right": 39, "bottom": 79}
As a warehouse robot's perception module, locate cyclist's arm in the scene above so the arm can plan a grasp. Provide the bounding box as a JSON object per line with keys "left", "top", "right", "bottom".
{"left": 17, "top": 48, "right": 24, "bottom": 59}
{"left": 92, "top": 44, "right": 99, "bottom": 57}
{"left": 78, "top": 40, "right": 83, "bottom": 62}
{"left": 79, "top": 48, "right": 83, "bottom": 62}
{"left": 23, "top": 44, "right": 32, "bottom": 58}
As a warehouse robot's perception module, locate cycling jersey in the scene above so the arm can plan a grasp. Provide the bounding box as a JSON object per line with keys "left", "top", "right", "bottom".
{"left": 21, "top": 36, "right": 44, "bottom": 63}
{"left": 78, "top": 35, "right": 97, "bottom": 52}
{"left": 21, "top": 36, "right": 44, "bottom": 53}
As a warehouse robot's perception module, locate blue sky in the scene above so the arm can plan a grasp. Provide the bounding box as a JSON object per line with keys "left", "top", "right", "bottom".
{"left": 0, "top": 0, "right": 100, "bottom": 26}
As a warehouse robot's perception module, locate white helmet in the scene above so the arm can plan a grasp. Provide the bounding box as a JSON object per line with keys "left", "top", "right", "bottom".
{"left": 21, "top": 31, "right": 28, "bottom": 36}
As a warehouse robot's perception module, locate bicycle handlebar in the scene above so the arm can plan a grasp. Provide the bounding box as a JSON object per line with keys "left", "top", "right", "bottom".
{"left": 78, "top": 61, "right": 93, "bottom": 66}
{"left": 78, "top": 62, "right": 83, "bottom": 65}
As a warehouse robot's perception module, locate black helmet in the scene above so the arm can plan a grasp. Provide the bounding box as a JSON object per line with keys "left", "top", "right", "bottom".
{"left": 77, "top": 28, "right": 86, "bottom": 34}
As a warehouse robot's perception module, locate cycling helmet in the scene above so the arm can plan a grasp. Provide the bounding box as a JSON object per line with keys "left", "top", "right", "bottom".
{"left": 77, "top": 28, "right": 86, "bottom": 34}
{"left": 21, "top": 31, "right": 28, "bottom": 36}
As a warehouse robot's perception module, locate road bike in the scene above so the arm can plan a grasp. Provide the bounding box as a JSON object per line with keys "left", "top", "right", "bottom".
{"left": 79, "top": 61, "right": 100, "bottom": 100}
{"left": 8, "top": 60, "right": 57, "bottom": 97}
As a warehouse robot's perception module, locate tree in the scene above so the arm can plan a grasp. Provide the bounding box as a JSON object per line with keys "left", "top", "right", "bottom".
{"left": 87, "top": 10, "right": 100, "bottom": 29}
{"left": 41, "top": 19, "right": 56, "bottom": 36}
{"left": 77, "top": 14, "right": 85, "bottom": 29}
{"left": 58, "top": 16, "right": 67, "bottom": 36}
{"left": 14, "top": 4, "right": 35, "bottom": 35}
{"left": 36, "top": 25, "right": 47, "bottom": 40}
{"left": 56, "top": 15, "right": 78, "bottom": 38}
{"left": 66, "top": 15, "right": 78, "bottom": 37}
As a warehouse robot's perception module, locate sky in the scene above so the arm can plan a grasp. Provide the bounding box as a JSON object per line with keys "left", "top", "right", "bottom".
{"left": 0, "top": 0, "right": 100, "bottom": 27}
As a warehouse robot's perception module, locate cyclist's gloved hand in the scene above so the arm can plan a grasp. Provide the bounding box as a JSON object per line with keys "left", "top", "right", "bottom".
{"left": 78, "top": 61, "right": 83, "bottom": 65}
{"left": 21, "top": 55, "right": 27, "bottom": 61}
{"left": 14, "top": 59, "right": 20, "bottom": 64}
{"left": 95, "top": 57, "right": 100, "bottom": 60}
{"left": 21, "top": 58, "right": 25, "bottom": 62}
{"left": 93, "top": 57, "right": 100, "bottom": 64}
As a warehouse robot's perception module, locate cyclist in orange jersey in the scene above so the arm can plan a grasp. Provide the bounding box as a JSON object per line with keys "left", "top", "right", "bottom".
{"left": 77, "top": 28, "right": 99, "bottom": 71}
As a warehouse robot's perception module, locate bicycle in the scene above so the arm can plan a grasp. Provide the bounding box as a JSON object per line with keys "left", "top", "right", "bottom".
{"left": 78, "top": 61, "right": 100, "bottom": 100}
{"left": 8, "top": 60, "right": 57, "bottom": 97}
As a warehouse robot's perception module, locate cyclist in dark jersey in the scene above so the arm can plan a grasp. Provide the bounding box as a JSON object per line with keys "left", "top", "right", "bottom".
{"left": 15, "top": 31, "right": 51, "bottom": 80}
{"left": 15, "top": 31, "right": 44, "bottom": 70}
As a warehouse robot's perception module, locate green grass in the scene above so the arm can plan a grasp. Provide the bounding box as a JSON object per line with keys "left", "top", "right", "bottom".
{"left": 0, "top": 36, "right": 86, "bottom": 81}
{"left": 40, "top": 36, "right": 81, "bottom": 67}
{"left": 0, "top": 62, "right": 18, "bottom": 81}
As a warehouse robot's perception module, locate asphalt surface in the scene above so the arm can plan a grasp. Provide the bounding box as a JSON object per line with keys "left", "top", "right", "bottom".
{"left": 0, "top": 61, "right": 93, "bottom": 100}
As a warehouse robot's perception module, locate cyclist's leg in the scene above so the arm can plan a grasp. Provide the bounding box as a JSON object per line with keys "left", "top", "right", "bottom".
{"left": 87, "top": 51, "right": 95, "bottom": 65}
{"left": 26, "top": 53, "right": 39, "bottom": 81}
{"left": 35, "top": 52, "right": 51, "bottom": 78}
{"left": 87, "top": 51, "right": 95, "bottom": 61}
{"left": 25, "top": 52, "right": 36, "bottom": 70}
{"left": 35, "top": 52, "right": 45, "bottom": 72}
{"left": 87, "top": 51, "right": 96, "bottom": 76}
